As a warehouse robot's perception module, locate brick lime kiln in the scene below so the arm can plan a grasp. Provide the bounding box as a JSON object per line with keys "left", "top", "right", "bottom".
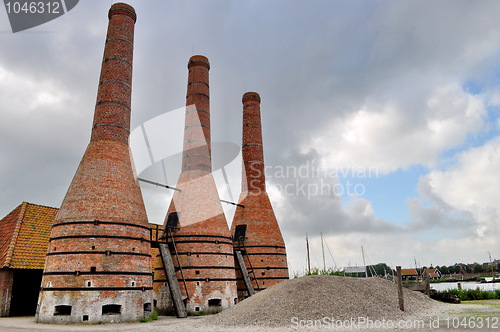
{"left": 36, "top": 3, "right": 152, "bottom": 324}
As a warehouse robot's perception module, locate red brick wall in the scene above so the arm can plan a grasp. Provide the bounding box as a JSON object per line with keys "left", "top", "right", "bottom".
{"left": 182, "top": 55, "right": 212, "bottom": 173}
{"left": 0, "top": 269, "right": 14, "bottom": 317}
{"left": 241, "top": 92, "right": 265, "bottom": 193}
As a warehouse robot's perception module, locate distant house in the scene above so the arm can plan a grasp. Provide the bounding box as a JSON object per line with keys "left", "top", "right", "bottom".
{"left": 401, "top": 268, "right": 418, "bottom": 281}
{"left": 0, "top": 202, "right": 57, "bottom": 317}
{"left": 343, "top": 266, "right": 367, "bottom": 277}
{"left": 422, "top": 268, "right": 441, "bottom": 280}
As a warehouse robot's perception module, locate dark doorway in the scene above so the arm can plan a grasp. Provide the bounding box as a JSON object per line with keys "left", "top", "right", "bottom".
{"left": 234, "top": 225, "right": 247, "bottom": 242}
{"left": 102, "top": 304, "right": 121, "bottom": 315}
{"left": 166, "top": 212, "right": 179, "bottom": 232}
{"left": 208, "top": 298, "right": 221, "bottom": 307}
{"left": 10, "top": 269, "right": 43, "bottom": 316}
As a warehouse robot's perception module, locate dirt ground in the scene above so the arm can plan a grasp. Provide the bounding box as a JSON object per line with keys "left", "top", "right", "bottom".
{"left": 0, "top": 300, "right": 498, "bottom": 332}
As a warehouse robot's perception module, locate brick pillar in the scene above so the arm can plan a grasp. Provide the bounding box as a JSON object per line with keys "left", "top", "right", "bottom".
{"left": 231, "top": 92, "right": 289, "bottom": 300}
{"left": 182, "top": 55, "right": 212, "bottom": 173}
{"left": 154, "top": 56, "right": 237, "bottom": 314}
{"left": 0, "top": 269, "right": 14, "bottom": 317}
{"left": 36, "top": 3, "right": 152, "bottom": 324}
{"left": 90, "top": 3, "right": 135, "bottom": 144}
{"left": 241, "top": 92, "right": 265, "bottom": 193}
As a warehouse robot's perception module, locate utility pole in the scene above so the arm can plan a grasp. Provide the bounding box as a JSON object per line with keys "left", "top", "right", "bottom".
{"left": 414, "top": 257, "right": 419, "bottom": 280}
{"left": 361, "top": 246, "right": 368, "bottom": 277}
{"left": 396, "top": 266, "right": 404, "bottom": 311}
{"left": 488, "top": 252, "right": 495, "bottom": 278}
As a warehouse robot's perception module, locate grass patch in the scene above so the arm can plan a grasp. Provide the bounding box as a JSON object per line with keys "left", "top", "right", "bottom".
{"left": 305, "top": 267, "right": 343, "bottom": 276}
{"left": 462, "top": 300, "right": 500, "bottom": 306}
{"left": 139, "top": 310, "right": 159, "bottom": 323}
{"left": 444, "top": 288, "right": 500, "bottom": 301}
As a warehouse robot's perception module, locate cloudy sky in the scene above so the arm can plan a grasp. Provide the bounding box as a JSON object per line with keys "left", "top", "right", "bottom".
{"left": 1, "top": 1, "right": 499, "bottom": 275}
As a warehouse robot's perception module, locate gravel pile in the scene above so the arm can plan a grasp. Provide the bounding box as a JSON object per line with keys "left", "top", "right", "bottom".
{"left": 206, "top": 275, "right": 444, "bottom": 328}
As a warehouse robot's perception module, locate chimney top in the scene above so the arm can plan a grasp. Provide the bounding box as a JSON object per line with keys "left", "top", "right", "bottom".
{"left": 242, "top": 92, "right": 261, "bottom": 104}
{"left": 188, "top": 55, "right": 210, "bottom": 70}
{"left": 109, "top": 3, "right": 136, "bottom": 22}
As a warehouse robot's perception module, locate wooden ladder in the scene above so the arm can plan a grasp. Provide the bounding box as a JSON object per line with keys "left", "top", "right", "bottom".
{"left": 235, "top": 250, "right": 256, "bottom": 297}
{"left": 158, "top": 230, "right": 188, "bottom": 318}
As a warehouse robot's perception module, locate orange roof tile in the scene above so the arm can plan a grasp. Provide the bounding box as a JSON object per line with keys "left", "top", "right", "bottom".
{"left": 423, "top": 268, "right": 440, "bottom": 278}
{"left": 401, "top": 268, "right": 418, "bottom": 276}
{"left": 0, "top": 202, "right": 26, "bottom": 268}
{"left": 1, "top": 202, "right": 58, "bottom": 269}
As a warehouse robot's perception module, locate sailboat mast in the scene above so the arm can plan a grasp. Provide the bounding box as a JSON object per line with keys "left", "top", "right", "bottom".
{"left": 306, "top": 233, "right": 311, "bottom": 274}
{"left": 361, "top": 246, "right": 368, "bottom": 277}
{"left": 488, "top": 251, "right": 495, "bottom": 278}
{"left": 321, "top": 232, "right": 326, "bottom": 271}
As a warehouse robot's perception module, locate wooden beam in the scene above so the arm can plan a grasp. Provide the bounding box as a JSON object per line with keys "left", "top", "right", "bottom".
{"left": 159, "top": 243, "right": 187, "bottom": 318}
{"left": 396, "top": 266, "right": 404, "bottom": 311}
{"left": 235, "top": 250, "right": 255, "bottom": 297}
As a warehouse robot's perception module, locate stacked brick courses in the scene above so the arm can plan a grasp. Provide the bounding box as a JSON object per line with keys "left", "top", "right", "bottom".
{"left": 231, "top": 92, "right": 289, "bottom": 300}
{"left": 36, "top": 3, "right": 152, "bottom": 324}
{"left": 0, "top": 270, "right": 14, "bottom": 316}
{"left": 154, "top": 55, "right": 237, "bottom": 314}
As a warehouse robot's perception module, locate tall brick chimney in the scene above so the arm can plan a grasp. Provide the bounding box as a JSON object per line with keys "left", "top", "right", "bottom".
{"left": 154, "top": 56, "right": 237, "bottom": 314}
{"left": 231, "top": 92, "right": 289, "bottom": 300}
{"left": 36, "top": 3, "right": 152, "bottom": 324}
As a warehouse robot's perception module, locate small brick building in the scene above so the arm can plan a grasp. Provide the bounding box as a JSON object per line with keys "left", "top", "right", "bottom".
{"left": 0, "top": 202, "right": 58, "bottom": 317}
{"left": 0, "top": 203, "right": 163, "bottom": 318}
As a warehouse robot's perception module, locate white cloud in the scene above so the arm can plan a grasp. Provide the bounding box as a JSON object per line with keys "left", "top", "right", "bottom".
{"left": 420, "top": 136, "right": 500, "bottom": 238}
{"left": 0, "top": 65, "right": 84, "bottom": 150}
{"left": 305, "top": 83, "right": 486, "bottom": 173}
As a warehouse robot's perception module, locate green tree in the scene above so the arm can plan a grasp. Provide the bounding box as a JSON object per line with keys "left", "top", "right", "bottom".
{"left": 438, "top": 265, "right": 449, "bottom": 275}
{"left": 448, "top": 265, "right": 460, "bottom": 274}
{"left": 367, "top": 263, "right": 393, "bottom": 276}
{"left": 473, "top": 263, "right": 485, "bottom": 274}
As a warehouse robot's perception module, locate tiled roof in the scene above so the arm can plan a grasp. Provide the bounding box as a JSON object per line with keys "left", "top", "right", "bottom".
{"left": 0, "top": 203, "right": 26, "bottom": 268}
{"left": 401, "top": 268, "right": 418, "bottom": 276}
{"left": 0, "top": 202, "right": 58, "bottom": 269}
{"left": 423, "top": 268, "right": 440, "bottom": 278}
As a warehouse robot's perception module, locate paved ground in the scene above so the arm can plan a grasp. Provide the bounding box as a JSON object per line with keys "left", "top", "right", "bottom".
{"left": 0, "top": 300, "right": 498, "bottom": 331}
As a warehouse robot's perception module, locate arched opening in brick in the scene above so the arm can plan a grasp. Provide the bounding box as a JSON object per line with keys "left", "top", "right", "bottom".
{"left": 54, "top": 305, "right": 72, "bottom": 316}
{"left": 165, "top": 212, "right": 179, "bottom": 232}
{"left": 234, "top": 224, "right": 247, "bottom": 242}
{"left": 102, "top": 304, "right": 121, "bottom": 315}
{"left": 208, "top": 299, "right": 221, "bottom": 307}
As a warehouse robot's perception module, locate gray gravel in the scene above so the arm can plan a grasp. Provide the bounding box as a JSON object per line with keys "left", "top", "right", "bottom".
{"left": 205, "top": 275, "right": 446, "bottom": 328}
